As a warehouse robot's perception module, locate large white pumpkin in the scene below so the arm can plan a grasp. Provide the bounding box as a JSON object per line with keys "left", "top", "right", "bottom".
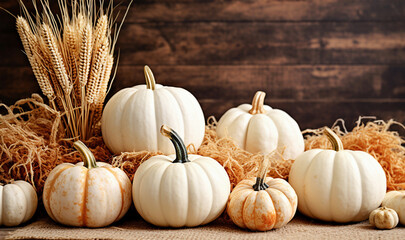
{"left": 101, "top": 66, "right": 205, "bottom": 155}
{"left": 216, "top": 91, "right": 304, "bottom": 160}
{"left": 0, "top": 180, "right": 38, "bottom": 226}
{"left": 289, "top": 128, "right": 387, "bottom": 223}
{"left": 133, "top": 125, "right": 231, "bottom": 227}
{"left": 43, "top": 141, "right": 132, "bottom": 227}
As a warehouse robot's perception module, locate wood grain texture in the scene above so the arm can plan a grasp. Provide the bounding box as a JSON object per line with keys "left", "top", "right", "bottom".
{"left": 2, "top": 22, "right": 405, "bottom": 67}
{"left": 2, "top": 0, "right": 405, "bottom": 27}
{"left": 0, "top": 0, "right": 404, "bottom": 130}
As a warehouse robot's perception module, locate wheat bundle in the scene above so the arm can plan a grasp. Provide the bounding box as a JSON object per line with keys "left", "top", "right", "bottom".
{"left": 304, "top": 117, "right": 405, "bottom": 191}
{"left": 15, "top": 0, "right": 131, "bottom": 141}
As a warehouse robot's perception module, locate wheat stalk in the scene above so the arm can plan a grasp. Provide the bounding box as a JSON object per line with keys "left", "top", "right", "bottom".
{"left": 93, "top": 15, "right": 108, "bottom": 46}
{"left": 64, "top": 23, "right": 78, "bottom": 95}
{"left": 41, "top": 24, "right": 72, "bottom": 94}
{"left": 92, "top": 54, "right": 114, "bottom": 124}
{"left": 86, "top": 37, "right": 109, "bottom": 105}
{"left": 16, "top": 17, "right": 55, "bottom": 100}
{"left": 78, "top": 22, "right": 92, "bottom": 89}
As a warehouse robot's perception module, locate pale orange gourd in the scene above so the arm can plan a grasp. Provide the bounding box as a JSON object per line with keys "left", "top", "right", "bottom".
{"left": 227, "top": 154, "right": 297, "bottom": 231}
{"left": 43, "top": 141, "right": 132, "bottom": 227}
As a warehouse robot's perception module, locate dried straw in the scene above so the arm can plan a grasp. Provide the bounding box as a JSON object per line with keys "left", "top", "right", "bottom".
{"left": 303, "top": 117, "right": 405, "bottom": 191}
{"left": 0, "top": 95, "right": 111, "bottom": 194}
{"left": 112, "top": 117, "right": 292, "bottom": 189}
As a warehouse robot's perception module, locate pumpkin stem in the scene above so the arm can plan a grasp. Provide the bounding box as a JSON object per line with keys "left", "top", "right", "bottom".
{"left": 144, "top": 65, "right": 156, "bottom": 90}
{"left": 160, "top": 125, "right": 190, "bottom": 164}
{"left": 249, "top": 91, "right": 266, "bottom": 115}
{"left": 253, "top": 153, "right": 272, "bottom": 191}
{"left": 73, "top": 140, "right": 98, "bottom": 169}
{"left": 324, "top": 127, "right": 344, "bottom": 151}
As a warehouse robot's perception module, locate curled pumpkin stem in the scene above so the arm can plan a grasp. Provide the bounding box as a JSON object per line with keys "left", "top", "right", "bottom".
{"left": 324, "top": 127, "right": 344, "bottom": 151}
{"left": 73, "top": 140, "right": 98, "bottom": 169}
{"left": 160, "top": 125, "right": 190, "bottom": 164}
{"left": 249, "top": 91, "right": 266, "bottom": 115}
{"left": 144, "top": 65, "right": 156, "bottom": 90}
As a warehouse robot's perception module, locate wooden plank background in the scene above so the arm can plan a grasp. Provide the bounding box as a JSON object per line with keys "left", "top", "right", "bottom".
{"left": 0, "top": 0, "right": 404, "bottom": 130}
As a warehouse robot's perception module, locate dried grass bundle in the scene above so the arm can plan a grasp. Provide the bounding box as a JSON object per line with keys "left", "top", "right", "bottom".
{"left": 0, "top": 95, "right": 111, "bottom": 193}
{"left": 16, "top": 0, "right": 131, "bottom": 140}
{"left": 303, "top": 117, "right": 405, "bottom": 191}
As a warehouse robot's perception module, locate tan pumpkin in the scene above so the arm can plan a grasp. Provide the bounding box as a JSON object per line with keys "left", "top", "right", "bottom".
{"left": 0, "top": 180, "right": 38, "bottom": 226}
{"left": 227, "top": 154, "right": 297, "bottom": 231}
{"left": 43, "top": 141, "right": 132, "bottom": 227}
{"left": 382, "top": 190, "right": 405, "bottom": 225}
{"left": 369, "top": 207, "right": 399, "bottom": 230}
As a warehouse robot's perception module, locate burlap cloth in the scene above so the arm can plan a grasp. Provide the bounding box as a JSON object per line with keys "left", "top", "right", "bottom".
{"left": 6, "top": 211, "right": 405, "bottom": 240}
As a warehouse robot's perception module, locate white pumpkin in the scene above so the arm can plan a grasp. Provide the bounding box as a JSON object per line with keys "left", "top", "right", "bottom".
{"left": 216, "top": 91, "right": 304, "bottom": 160}
{"left": 133, "top": 125, "right": 231, "bottom": 227}
{"left": 43, "top": 141, "right": 132, "bottom": 227}
{"left": 289, "top": 128, "right": 387, "bottom": 223}
{"left": 369, "top": 207, "right": 399, "bottom": 229}
{"left": 0, "top": 180, "right": 38, "bottom": 226}
{"left": 382, "top": 190, "right": 405, "bottom": 225}
{"left": 101, "top": 66, "right": 205, "bottom": 155}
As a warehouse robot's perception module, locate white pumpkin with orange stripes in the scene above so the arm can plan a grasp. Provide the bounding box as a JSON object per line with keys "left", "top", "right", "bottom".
{"left": 43, "top": 141, "right": 132, "bottom": 227}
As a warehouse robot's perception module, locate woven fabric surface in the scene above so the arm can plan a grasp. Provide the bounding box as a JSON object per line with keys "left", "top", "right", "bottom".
{"left": 6, "top": 212, "right": 405, "bottom": 240}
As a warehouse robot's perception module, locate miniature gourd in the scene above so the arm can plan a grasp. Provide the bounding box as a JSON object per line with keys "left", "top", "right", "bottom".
{"left": 0, "top": 180, "right": 38, "bottom": 226}
{"left": 369, "top": 207, "right": 399, "bottom": 229}
{"left": 101, "top": 66, "right": 205, "bottom": 155}
{"left": 216, "top": 91, "right": 304, "bottom": 160}
{"left": 43, "top": 141, "right": 132, "bottom": 227}
{"left": 227, "top": 154, "right": 298, "bottom": 231}
{"left": 289, "top": 128, "right": 387, "bottom": 223}
{"left": 382, "top": 190, "right": 405, "bottom": 225}
{"left": 132, "top": 125, "right": 231, "bottom": 227}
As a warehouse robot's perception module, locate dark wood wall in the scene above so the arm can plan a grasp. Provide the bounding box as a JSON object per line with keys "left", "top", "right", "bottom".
{"left": 1, "top": 0, "right": 404, "bottom": 130}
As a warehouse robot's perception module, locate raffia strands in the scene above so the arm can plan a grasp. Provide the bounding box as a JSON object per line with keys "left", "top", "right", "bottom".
{"left": 63, "top": 24, "right": 79, "bottom": 95}
{"left": 86, "top": 37, "right": 109, "bottom": 105}
{"left": 112, "top": 118, "right": 292, "bottom": 190}
{"left": 78, "top": 23, "right": 92, "bottom": 88}
{"left": 41, "top": 24, "right": 72, "bottom": 94}
{"left": 16, "top": 18, "right": 55, "bottom": 100}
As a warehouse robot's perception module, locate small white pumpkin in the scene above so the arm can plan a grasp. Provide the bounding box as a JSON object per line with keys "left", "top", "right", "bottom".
{"left": 289, "top": 128, "right": 387, "bottom": 223}
{"left": 216, "top": 91, "right": 304, "bottom": 160}
{"left": 382, "top": 190, "right": 405, "bottom": 225}
{"left": 0, "top": 180, "right": 38, "bottom": 226}
{"left": 43, "top": 141, "right": 132, "bottom": 227}
{"left": 101, "top": 66, "right": 205, "bottom": 155}
{"left": 133, "top": 125, "right": 231, "bottom": 227}
{"left": 369, "top": 207, "right": 399, "bottom": 229}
